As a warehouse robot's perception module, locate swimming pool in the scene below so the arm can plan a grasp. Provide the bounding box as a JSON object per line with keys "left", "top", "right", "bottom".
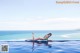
{"left": 0, "top": 40, "right": 80, "bottom": 53}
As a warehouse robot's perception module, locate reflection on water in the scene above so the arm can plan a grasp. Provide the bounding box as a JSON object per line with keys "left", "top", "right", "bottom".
{"left": 31, "top": 41, "right": 52, "bottom": 52}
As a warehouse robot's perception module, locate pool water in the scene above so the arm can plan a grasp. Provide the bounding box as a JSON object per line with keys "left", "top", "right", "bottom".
{"left": 0, "top": 40, "right": 80, "bottom": 53}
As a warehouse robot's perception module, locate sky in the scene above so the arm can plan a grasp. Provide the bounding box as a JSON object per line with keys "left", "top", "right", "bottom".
{"left": 0, "top": 0, "right": 80, "bottom": 30}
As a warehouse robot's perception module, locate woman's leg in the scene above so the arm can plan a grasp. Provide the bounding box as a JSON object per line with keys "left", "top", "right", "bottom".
{"left": 34, "top": 38, "right": 44, "bottom": 40}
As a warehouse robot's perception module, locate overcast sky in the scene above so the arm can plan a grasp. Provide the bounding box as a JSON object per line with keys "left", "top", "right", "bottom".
{"left": 0, "top": 0, "right": 80, "bottom": 30}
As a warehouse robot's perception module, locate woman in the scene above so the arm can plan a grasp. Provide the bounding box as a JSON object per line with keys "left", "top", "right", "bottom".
{"left": 34, "top": 33, "right": 52, "bottom": 40}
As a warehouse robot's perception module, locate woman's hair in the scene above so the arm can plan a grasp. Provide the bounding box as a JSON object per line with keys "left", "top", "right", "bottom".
{"left": 48, "top": 33, "right": 52, "bottom": 36}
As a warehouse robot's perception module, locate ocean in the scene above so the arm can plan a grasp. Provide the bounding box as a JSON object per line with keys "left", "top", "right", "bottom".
{"left": 0, "top": 30, "right": 80, "bottom": 41}
{"left": 0, "top": 30, "right": 80, "bottom": 53}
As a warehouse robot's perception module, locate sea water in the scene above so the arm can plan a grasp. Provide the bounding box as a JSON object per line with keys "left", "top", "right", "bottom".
{"left": 0, "top": 30, "right": 80, "bottom": 40}
{"left": 0, "top": 30, "right": 80, "bottom": 53}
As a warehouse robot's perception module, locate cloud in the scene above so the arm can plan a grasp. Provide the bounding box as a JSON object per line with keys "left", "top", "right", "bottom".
{"left": 0, "top": 17, "right": 80, "bottom": 30}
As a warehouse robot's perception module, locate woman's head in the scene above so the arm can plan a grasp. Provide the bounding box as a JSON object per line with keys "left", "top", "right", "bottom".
{"left": 48, "top": 33, "right": 52, "bottom": 36}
